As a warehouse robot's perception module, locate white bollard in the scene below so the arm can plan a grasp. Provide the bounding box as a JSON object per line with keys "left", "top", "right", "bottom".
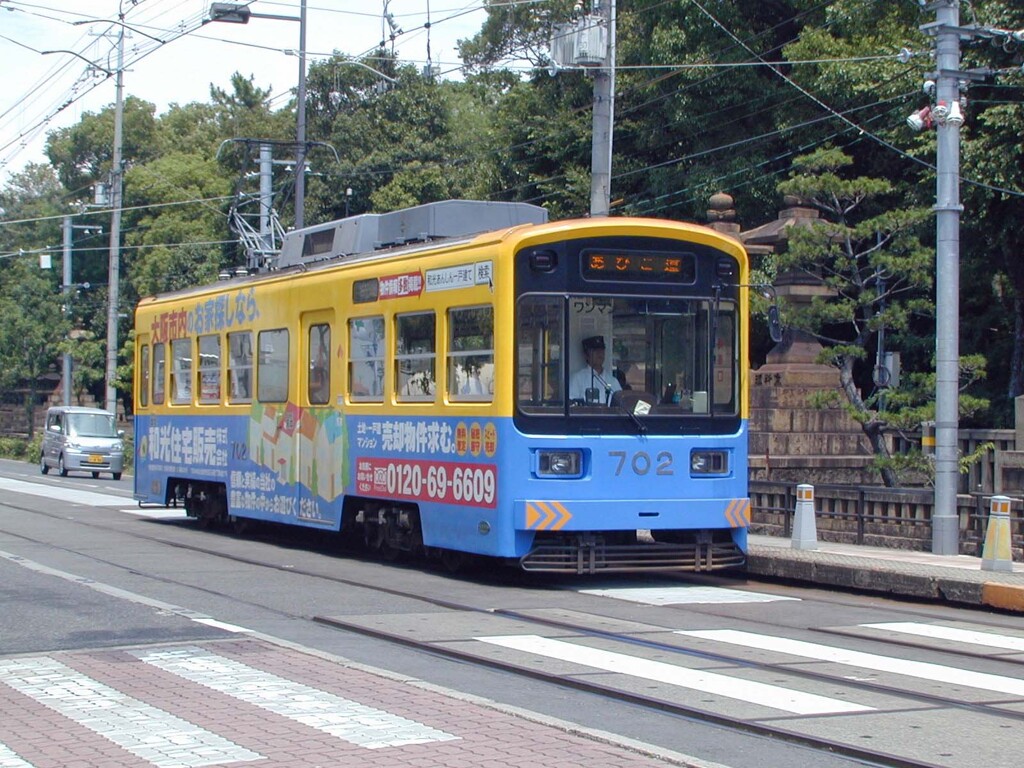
{"left": 792, "top": 483, "right": 818, "bottom": 550}
{"left": 981, "top": 495, "right": 1014, "bottom": 572}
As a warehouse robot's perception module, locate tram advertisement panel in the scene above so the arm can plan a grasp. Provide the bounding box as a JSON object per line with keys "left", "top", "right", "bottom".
{"left": 350, "top": 416, "right": 499, "bottom": 509}
{"left": 135, "top": 411, "right": 501, "bottom": 526}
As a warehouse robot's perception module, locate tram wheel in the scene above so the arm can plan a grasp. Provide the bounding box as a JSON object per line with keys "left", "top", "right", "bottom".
{"left": 378, "top": 539, "right": 401, "bottom": 562}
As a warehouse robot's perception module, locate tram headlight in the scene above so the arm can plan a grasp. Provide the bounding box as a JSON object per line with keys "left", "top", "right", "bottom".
{"left": 537, "top": 449, "right": 582, "bottom": 477}
{"left": 690, "top": 450, "right": 728, "bottom": 475}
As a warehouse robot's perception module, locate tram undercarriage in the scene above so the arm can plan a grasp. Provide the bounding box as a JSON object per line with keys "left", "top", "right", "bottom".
{"left": 520, "top": 529, "right": 745, "bottom": 574}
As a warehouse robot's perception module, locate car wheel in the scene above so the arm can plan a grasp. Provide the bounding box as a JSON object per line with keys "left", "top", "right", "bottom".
{"left": 112, "top": 472, "right": 122, "bottom": 481}
{"left": 58, "top": 454, "right": 69, "bottom": 477}
{"left": 40, "top": 453, "right": 49, "bottom": 475}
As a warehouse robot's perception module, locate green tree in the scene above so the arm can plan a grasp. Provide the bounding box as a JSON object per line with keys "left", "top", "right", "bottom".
{"left": 780, "top": 1, "right": 1024, "bottom": 428}
{"left": 0, "top": 259, "right": 66, "bottom": 437}
{"left": 0, "top": 164, "right": 66, "bottom": 429}
{"left": 957, "top": 0, "right": 1024, "bottom": 420}
{"left": 57, "top": 330, "right": 105, "bottom": 405}
{"left": 0, "top": 164, "right": 64, "bottom": 256}
{"left": 303, "top": 56, "right": 500, "bottom": 220}
{"left": 45, "top": 96, "right": 159, "bottom": 196}
{"left": 774, "top": 147, "right": 934, "bottom": 486}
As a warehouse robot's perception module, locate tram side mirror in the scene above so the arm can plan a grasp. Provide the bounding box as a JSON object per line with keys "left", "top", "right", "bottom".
{"left": 767, "top": 304, "right": 784, "bottom": 344}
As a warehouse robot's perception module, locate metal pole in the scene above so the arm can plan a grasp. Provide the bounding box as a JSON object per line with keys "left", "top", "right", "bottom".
{"left": 62, "top": 216, "right": 72, "bottom": 407}
{"left": 259, "top": 142, "right": 273, "bottom": 260}
{"left": 104, "top": 17, "right": 125, "bottom": 417}
{"left": 932, "top": 0, "right": 962, "bottom": 554}
{"left": 589, "top": 0, "right": 615, "bottom": 217}
{"left": 294, "top": 0, "right": 307, "bottom": 229}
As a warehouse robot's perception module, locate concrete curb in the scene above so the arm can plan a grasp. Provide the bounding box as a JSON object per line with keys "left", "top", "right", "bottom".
{"left": 981, "top": 583, "right": 1024, "bottom": 612}
{"left": 746, "top": 549, "right": 1024, "bottom": 613}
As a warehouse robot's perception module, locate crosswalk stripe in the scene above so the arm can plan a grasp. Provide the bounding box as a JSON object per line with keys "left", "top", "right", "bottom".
{"left": 122, "top": 507, "right": 189, "bottom": 519}
{"left": 0, "top": 657, "right": 262, "bottom": 767}
{"left": 580, "top": 585, "right": 799, "bottom": 605}
{"left": 134, "top": 647, "right": 460, "bottom": 749}
{"left": 0, "top": 741, "right": 35, "bottom": 768}
{"left": 860, "top": 622, "right": 1024, "bottom": 652}
{"left": 0, "top": 477, "right": 128, "bottom": 507}
{"left": 677, "top": 629, "right": 1024, "bottom": 697}
{"left": 475, "top": 634, "right": 872, "bottom": 715}
{"left": 191, "top": 618, "right": 252, "bottom": 633}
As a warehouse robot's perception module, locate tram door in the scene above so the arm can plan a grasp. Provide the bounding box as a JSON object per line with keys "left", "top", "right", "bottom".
{"left": 297, "top": 309, "right": 343, "bottom": 526}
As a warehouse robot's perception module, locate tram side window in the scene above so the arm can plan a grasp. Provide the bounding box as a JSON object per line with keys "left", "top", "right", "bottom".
{"left": 515, "top": 296, "right": 564, "bottom": 414}
{"left": 170, "top": 338, "right": 192, "bottom": 404}
{"left": 153, "top": 343, "right": 165, "bottom": 405}
{"left": 198, "top": 334, "right": 221, "bottom": 404}
{"left": 227, "top": 331, "right": 253, "bottom": 403}
{"left": 139, "top": 345, "right": 150, "bottom": 408}
{"left": 349, "top": 316, "right": 385, "bottom": 402}
{"left": 308, "top": 323, "right": 331, "bottom": 405}
{"left": 396, "top": 312, "right": 436, "bottom": 402}
{"left": 449, "top": 306, "right": 494, "bottom": 402}
{"left": 257, "top": 329, "right": 289, "bottom": 402}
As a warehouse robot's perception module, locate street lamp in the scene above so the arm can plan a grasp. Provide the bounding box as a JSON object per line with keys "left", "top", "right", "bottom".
{"left": 209, "top": 1, "right": 309, "bottom": 229}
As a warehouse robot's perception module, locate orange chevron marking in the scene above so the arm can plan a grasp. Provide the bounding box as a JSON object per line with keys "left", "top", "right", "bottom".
{"left": 550, "top": 501, "right": 572, "bottom": 530}
{"left": 525, "top": 501, "right": 574, "bottom": 530}
{"left": 534, "top": 501, "right": 558, "bottom": 529}
{"left": 724, "top": 498, "right": 751, "bottom": 528}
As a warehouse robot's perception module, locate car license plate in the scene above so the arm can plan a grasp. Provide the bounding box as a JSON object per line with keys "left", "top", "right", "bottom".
{"left": 87, "top": 454, "right": 104, "bottom": 464}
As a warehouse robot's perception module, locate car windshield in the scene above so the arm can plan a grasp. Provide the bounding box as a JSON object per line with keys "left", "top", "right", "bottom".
{"left": 67, "top": 413, "right": 117, "bottom": 438}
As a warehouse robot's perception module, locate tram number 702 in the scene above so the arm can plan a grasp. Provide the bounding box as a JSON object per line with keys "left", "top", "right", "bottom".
{"left": 609, "top": 450, "right": 674, "bottom": 476}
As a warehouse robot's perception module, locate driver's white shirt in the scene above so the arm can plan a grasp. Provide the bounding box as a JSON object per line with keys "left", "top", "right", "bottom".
{"left": 569, "top": 365, "right": 621, "bottom": 402}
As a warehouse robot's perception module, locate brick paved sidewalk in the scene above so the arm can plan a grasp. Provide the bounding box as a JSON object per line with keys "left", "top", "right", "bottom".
{"left": 0, "top": 637, "right": 702, "bottom": 768}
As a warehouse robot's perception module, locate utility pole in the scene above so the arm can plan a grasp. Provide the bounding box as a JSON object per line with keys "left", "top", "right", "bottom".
{"left": 62, "top": 216, "right": 73, "bottom": 407}
{"left": 929, "top": 0, "right": 962, "bottom": 555}
{"left": 550, "top": 3, "right": 617, "bottom": 216}
{"left": 589, "top": 0, "right": 615, "bottom": 217}
{"left": 259, "top": 143, "right": 274, "bottom": 255}
{"left": 920, "top": 2, "right": 1019, "bottom": 553}
{"left": 208, "top": 2, "right": 309, "bottom": 230}
{"left": 294, "top": 0, "right": 308, "bottom": 229}
{"left": 104, "top": 18, "right": 125, "bottom": 417}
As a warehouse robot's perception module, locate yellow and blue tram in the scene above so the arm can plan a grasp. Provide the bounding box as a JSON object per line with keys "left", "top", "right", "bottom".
{"left": 133, "top": 201, "right": 752, "bottom": 573}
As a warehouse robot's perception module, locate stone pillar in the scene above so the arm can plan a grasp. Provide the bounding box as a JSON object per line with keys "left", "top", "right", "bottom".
{"left": 735, "top": 194, "right": 875, "bottom": 484}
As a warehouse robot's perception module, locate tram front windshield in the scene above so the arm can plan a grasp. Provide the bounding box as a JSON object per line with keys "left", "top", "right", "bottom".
{"left": 516, "top": 295, "right": 737, "bottom": 417}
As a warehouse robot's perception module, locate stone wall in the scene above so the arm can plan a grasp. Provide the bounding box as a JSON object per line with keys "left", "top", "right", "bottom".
{"left": 748, "top": 365, "right": 880, "bottom": 485}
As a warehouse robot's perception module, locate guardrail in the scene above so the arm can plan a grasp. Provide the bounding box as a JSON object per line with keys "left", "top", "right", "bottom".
{"left": 749, "top": 480, "right": 1023, "bottom": 558}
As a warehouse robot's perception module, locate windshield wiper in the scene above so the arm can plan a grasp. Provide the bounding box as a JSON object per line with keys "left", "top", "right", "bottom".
{"left": 613, "top": 395, "right": 650, "bottom": 435}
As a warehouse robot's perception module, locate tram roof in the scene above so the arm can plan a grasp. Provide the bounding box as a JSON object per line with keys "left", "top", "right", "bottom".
{"left": 137, "top": 200, "right": 745, "bottom": 306}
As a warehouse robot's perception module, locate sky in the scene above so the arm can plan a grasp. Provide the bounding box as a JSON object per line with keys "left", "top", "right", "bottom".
{"left": 0, "top": 0, "right": 492, "bottom": 182}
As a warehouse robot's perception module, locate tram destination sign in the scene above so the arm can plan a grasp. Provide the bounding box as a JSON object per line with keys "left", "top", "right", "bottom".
{"left": 582, "top": 249, "right": 696, "bottom": 283}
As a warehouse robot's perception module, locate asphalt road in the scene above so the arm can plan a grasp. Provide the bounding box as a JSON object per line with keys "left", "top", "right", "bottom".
{"left": 2, "top": 457, "right": 1023, "bottom": 768}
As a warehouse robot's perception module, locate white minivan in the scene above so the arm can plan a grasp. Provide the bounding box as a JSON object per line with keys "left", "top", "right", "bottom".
{"left": 40, "top": 406, "right": 125, "bottom": 480}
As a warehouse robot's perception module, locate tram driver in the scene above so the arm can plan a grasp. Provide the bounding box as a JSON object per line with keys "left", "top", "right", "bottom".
{"left": 569, "top": 335, "right": 621, "bottom": 405}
